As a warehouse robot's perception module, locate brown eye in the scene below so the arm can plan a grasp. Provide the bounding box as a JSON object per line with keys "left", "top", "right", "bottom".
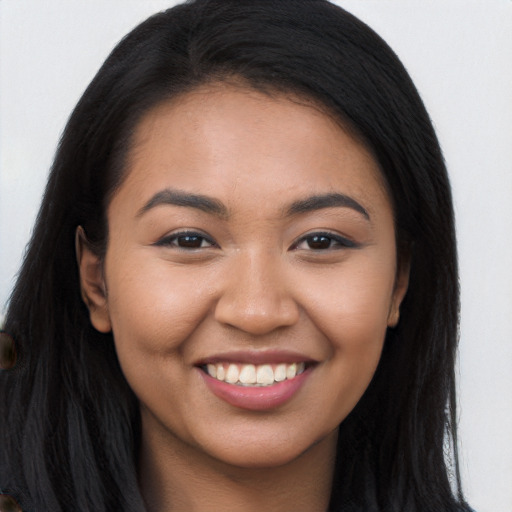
{"left": 306, "top": 235, "right": 333, "bottom": 250}
{"left": 292, "top": 232, "right": 357, "bottom": 251}
{"left": 154, "top": 231, "right": 216, "bottom": 249}
{"left": 176, "top": 235, "right": 207, "bottom": 248}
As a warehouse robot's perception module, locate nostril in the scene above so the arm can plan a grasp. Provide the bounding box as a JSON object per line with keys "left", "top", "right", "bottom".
{"left": 213, "top": 256, "right": 300, "bottom": 334}
{"left": 214, "top": 301, "right": 300, "bottom": 334}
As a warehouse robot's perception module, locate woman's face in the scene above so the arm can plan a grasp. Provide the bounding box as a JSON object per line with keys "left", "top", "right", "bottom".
{"left": 80, "top": 84, "right": 408, "bottom": 468}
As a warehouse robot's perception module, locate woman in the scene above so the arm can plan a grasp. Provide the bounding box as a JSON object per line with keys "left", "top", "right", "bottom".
{"left": 0, "top": 0, "right": 473, "bottom": 510}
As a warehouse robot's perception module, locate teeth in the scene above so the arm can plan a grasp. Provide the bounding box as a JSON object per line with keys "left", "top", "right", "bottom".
{"left": 256, "top": 364, "right": 274, "bottom": 385}
{"left": 216, "top": 364, "right": 225, "bottom": 381}
{"left": 226, "top": 364, "right": 239, "bottom": 383}
{"left": 274, "top": 364, "right": 286, "bottom": 382}
{"left": 286, "top": 363, "right": 297, "bottom": 379}
{"left": 239, "top": 364, "right": 256, "bottom": 385}
{"left": 204, "top": 362, "right": 308, "bottom": 386}
{"left": 206, "top": 364, "right": 217, "bottom": 378}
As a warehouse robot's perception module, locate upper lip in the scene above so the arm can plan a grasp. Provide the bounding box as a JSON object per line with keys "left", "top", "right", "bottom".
{"left": 195, "top": 349, "right": 318, "bottom": 366}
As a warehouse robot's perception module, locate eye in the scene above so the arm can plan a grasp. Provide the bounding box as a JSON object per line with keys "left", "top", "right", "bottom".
{"left": 292, "top": 232, "right": 356, "bottom": 251}
{"left": 154, "top": 231, "right": 216, "bottom": 249}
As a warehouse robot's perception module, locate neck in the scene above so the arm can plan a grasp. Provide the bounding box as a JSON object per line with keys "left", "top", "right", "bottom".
{"left": 139, "top": 418, "right": 338, "bottom": 512}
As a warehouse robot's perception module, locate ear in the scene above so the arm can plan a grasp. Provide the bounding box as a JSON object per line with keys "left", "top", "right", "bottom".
{"left": 75, "top": 226, "right": 112, "bottom": 333}
{"left": 387, "top": 257, "right": 410, "bottom": 328}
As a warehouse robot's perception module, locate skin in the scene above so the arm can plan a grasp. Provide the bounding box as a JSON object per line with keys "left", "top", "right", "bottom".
{"left": 78, "top": 84, "right": 409, "bottom": 511}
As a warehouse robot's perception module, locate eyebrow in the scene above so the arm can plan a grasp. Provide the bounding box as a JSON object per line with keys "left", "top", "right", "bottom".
{"left": 137, "top": 188, "right": 369, "bottom": 221}
{"left": 137, "top": 189, "right": 228, "bottom": 218}
{"left": 286, "top": 193, "right": 370, "bottom": 220}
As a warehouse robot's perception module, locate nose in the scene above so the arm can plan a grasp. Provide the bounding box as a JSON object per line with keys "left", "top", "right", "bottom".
{"left": 214, "top": 250, "right": 300, "bottom": 335}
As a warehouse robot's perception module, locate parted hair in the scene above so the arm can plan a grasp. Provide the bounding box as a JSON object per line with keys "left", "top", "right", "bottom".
{"left": 0, "top": 1, "right": 470, "bottom": 510}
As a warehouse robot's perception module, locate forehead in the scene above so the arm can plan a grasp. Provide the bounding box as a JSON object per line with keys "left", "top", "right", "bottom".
{"left": 114, "top": 83, "right": 390, "bottom": 219}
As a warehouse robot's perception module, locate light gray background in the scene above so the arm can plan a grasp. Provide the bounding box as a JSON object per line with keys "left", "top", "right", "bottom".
{"left": 1, "top": 2, "right": 511, "bottom": 511}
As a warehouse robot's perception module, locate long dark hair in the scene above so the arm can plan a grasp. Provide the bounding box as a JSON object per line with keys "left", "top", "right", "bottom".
{"left": 1, "top": 1, "right": 470, "bottom": 510}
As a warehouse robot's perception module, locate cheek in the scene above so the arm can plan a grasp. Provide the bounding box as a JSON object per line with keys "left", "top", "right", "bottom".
{"left": 306, "top": 271, "right": 393, "bottom": 423}
{"left": 104, "top": 255, "right": 216, "bottom": 358}
{"left": 300, "top": 258, "right": 396, "bottom": 352}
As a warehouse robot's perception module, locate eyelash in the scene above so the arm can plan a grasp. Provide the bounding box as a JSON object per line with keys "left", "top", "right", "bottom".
{"left": 153, "top": 231, "right": 216, "bottom": 250}
{"left": 154, "top": 230, "right": 356, "bottom": 251}
{"left": 292, "top": 232, "right": 357, "bottom": 251}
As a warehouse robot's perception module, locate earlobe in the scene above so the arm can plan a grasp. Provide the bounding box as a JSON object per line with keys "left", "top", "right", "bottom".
{"left": 387, "top": 259, "right": 410, "bottom": 328}
{"left": 75, "top": 226, "right": 112, "bottom": 333}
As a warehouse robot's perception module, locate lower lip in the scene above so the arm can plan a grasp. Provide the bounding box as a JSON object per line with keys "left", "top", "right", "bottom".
{"left": 199, "top": 367, "right": 312, "bottom": 411}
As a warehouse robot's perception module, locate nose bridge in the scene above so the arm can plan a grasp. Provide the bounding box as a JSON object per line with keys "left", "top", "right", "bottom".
{"left": 214, "top": 247, "right": 299, "bottom": 334}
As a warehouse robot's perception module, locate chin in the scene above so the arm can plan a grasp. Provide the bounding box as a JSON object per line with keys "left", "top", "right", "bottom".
{"left": 220, "top": 449, "right": 301, "bottom": 470}
{"left": 204, "top": 427, "right": 337, "bottom": 471}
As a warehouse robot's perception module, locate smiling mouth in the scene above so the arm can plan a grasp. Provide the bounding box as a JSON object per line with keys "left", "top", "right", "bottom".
{"left": 201, "top": 362, "right": 308, "bottom": 387}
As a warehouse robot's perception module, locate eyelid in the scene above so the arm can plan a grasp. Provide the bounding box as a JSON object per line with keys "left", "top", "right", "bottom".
{"left": 290, "top": 230, "right": 358, "bottom": 250}
{"left": 153, "top": 229, "right": 217, "bottom": 249}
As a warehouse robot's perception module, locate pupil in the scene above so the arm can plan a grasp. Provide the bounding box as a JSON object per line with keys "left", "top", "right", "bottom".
{"left": 308, "top": 235, "right": 330, "bottom": 249}
{"left": 179, "top": 235, "right": 202, "bottom": 248}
